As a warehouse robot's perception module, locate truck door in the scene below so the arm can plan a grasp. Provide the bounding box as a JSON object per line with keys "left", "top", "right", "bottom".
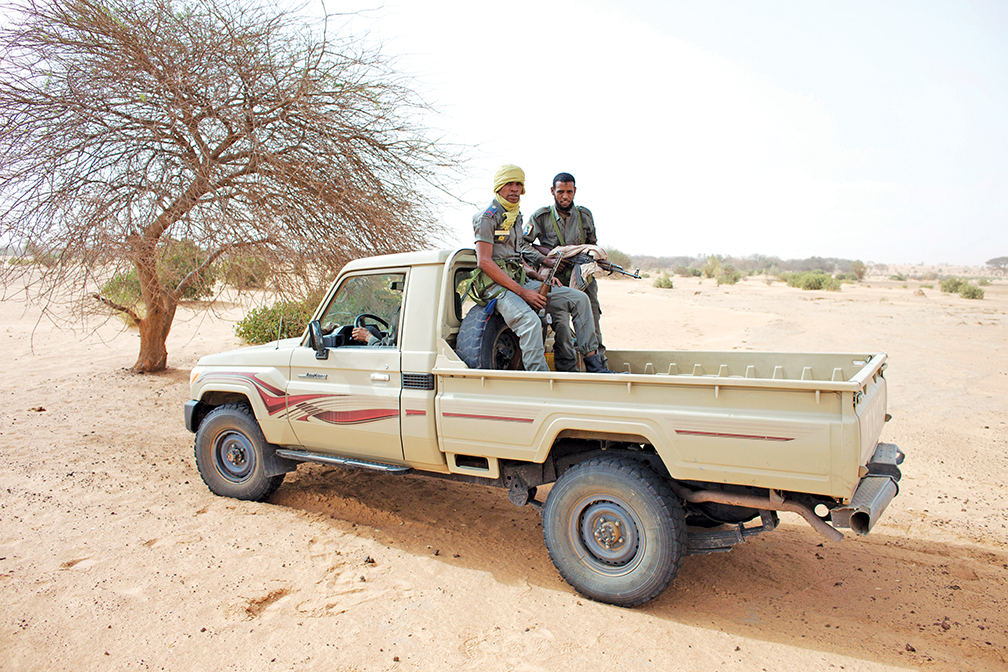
{"left": 286, "top": 271, "right": 406, "bottom": 464}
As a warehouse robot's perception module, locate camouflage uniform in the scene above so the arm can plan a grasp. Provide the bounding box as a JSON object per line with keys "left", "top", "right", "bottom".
{"left": 523, "top": 204, "right": 606, "bottom": 370}
{"left": 472, "top": 200, "right": 598, "bottom": 372}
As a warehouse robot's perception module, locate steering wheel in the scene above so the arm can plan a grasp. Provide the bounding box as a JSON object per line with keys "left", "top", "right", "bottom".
{"left": 354, "top": 313, "right": 389, "bottom": 340}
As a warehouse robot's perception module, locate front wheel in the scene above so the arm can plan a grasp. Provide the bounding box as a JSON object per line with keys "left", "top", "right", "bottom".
{"left": 194, "top": 403, "right": 284, "bottom": 501}
{"left": 543, "top": 457, "right": 687, "bottom": 607}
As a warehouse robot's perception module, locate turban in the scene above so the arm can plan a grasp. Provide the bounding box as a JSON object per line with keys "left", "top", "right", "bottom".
{"left": 493, "top": 164, "right": 526, "bottom": 195}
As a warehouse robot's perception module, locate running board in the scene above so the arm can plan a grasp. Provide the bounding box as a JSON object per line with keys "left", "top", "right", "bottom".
{"left": 274, "top": 449, "right": 413, "bottom": 475}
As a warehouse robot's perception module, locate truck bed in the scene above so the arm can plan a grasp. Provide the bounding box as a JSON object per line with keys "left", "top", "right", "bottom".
{"left": 434, "top": 347, "right": 888, "bottom": 501}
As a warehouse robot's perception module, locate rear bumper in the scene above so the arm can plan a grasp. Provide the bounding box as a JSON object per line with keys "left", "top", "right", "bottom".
{"left": 831, "top": 442, "right": 904, "bottom": 535}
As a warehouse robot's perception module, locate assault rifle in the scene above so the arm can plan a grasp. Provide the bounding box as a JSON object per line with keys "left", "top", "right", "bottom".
{"left": 532, "top": 244, "right": 642, "bottom": 280}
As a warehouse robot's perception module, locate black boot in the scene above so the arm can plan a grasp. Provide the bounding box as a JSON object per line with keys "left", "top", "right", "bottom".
{"left": 583, "top": 353, "right": 616, "bottom": 374}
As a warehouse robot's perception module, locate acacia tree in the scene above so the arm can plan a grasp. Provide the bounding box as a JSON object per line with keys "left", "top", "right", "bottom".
{"left": 986, "top": 257, "right": 1008, "bottom": 275}
{"left": 0, "top": 0, "right": 455, "bottom": 372}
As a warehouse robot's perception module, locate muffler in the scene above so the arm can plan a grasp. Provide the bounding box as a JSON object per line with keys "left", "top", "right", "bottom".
{"left": 830, "top": 475, "right": 899, "bottom": 535}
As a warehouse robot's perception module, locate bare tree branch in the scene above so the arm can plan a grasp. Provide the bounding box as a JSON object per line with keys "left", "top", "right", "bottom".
{"left": 0, "top": 0, "right": 460, "bottom": 372}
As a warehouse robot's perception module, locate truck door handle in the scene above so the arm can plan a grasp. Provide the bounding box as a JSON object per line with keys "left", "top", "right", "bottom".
{"left": 370, "top": 373, "right": 390, "bottom": 382}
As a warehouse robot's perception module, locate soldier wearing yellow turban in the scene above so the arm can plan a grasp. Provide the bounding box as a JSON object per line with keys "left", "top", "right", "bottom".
{"left": 466, "top": 165, "right": 613, "bottom": 374}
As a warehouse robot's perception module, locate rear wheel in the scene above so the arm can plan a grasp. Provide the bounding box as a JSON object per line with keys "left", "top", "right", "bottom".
{"left": 194, "top": 403, "right": 284, "bottom": 501}
{"left": 543, "top": 457, "right": 687, "bottom": 607}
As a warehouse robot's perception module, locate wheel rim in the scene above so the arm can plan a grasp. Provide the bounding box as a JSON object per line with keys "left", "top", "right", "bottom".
{"left": 571, "top": 496, "right": 643, "bottom": 573}
{"left": 213, "top": 430, "right": 256, "bottom": 483}
{"left": 491, "top": 328, "right": 522, "bottom": 370}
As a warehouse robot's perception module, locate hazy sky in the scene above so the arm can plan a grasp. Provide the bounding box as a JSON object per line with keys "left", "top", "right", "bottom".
{"left": 336, "top": 0, "right": 1007, "bottom": 265}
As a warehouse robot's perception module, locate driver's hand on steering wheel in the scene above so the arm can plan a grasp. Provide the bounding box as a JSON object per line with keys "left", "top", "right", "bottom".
{"left": 351, "top": 326, "right": 374, "bottom": 344}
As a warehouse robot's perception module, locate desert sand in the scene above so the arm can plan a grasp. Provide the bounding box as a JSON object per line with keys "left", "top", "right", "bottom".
{"left": 1, "top": 271, "right": 1006, "bottom": 671}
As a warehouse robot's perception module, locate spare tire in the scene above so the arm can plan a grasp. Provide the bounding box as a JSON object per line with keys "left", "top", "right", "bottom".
{"left": 456, "top": 304, "right": 524, "bottom": 370}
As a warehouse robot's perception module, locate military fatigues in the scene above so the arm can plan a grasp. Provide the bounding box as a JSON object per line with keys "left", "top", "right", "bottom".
{"left": 472, "top": 200, "right": 598, "bottom": 372}
{"left": 523, "top": 205, "right": 606, "bottom": 370}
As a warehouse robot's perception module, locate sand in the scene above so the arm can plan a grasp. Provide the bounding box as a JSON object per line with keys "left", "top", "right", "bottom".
{"left": 1, "top": 271, "right": 1006, "bottom": 671}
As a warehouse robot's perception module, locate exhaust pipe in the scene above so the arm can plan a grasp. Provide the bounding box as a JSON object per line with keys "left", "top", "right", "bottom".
{"left": 830, "top": 475, "right": 899, "bottom": 535}
{"left": 667, "top": 482, "right": 844, "bottom": 543}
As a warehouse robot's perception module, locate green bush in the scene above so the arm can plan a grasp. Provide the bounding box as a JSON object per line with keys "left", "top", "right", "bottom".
{"left": 220, "top": 253, "right": 271, "bottom": 289}
{"left": 979, "top": 278, "right": 991, "bottom": 286}
{"left": 653, "top": 273, "right": 674, "bottom": 289}
{"left": 673, "top": 266, "right": 700, "bottom": 277}
{"left": 701, "top": 255, "right": 722, "bottom": 279}
{"left": 920, "top": 283, "right": 933, "bottom": 289}
{"left": 716, "top": 265, "right": 741, "bottom": 286}
{"left": 641, "top": 272, "right": 651, "bottom": 278}
{"left": 959, "top": 283, "right": 985, "bottom": 300}
{"left": 235, "top": 297, "right": 317, "bottom": 344}
{"left": 940, "top": 277, "right": 964, "bottom": 293}
{"left": 99, "top": 239, "right": 218, "bottom": 308}
{"left": 603, "top": 247, "right": 632, "bottom": 269}
{"left": 101, "top": 270, "right": 142, "bottom": 308}
{"left": 890, "top": 273, "right": 907, "bottom": 282}
{"left": 780, "top": 271, "right": 841, "bottom": 291}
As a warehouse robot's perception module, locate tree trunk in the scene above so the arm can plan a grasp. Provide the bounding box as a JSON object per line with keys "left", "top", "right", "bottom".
{"left": 133, "top": 292, "right": 178, "bottom": 373}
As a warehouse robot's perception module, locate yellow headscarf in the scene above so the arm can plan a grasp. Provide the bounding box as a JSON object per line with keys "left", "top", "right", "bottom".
{"left": 493, "top": 164, "right": 525, "bottom": 231}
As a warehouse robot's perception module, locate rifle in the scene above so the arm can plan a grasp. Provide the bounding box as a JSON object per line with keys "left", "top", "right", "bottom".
{"left": 532, "top": 244, "right": 641, "bottom": 280}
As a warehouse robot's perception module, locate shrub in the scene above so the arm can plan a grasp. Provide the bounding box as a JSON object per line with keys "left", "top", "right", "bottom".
{"left": 603, "top": 247, "right": 632, "bottom": 269}
{"left": 220, "top": 253, "right": 271, "bottom": 289}
{"left": 979, "top": 278, "right": 991, "bottom": 286}
{"left": 673, "top": 266, "right": 697, "bottom": 277}
{"left": 940, "top": 277, "right": 964, "bottom": 293}
{"left": 701, "top": 255, "right": 722, "bottom": 279}
{"left": 920, "top": 284, "right": 933, "bottom": 289}
{"left": 235, "top": 297, "right": 318, "bottom": 344}
{"left": 716, "top": 265, "right": 741, "bottom": 286}
{"left": 890, "top": 273, "right": 907, "bottom": 282}
{"left": 959, "top": 283, "right": 985, "bottom": 300}
{"left": 99, "top": 239, "right": 218, "bottom": 310}
{"left": 851, "top": 260, "right": 866, "bottom": 281}
{"left": 653, "top": 273, "right": 674, "bottom": 289}
{"left": 641, "top": 272, "right": 650, "bottom": 279}
{"left": 781, "top": 271, "right": 840, "bottom": 291}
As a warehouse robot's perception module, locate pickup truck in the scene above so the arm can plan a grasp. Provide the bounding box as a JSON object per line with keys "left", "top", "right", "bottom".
{"left": 184, "top": 248, "right": 904, "bottom": 607}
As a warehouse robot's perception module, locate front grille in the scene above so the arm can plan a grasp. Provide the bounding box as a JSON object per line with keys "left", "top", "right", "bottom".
{"left": 402, "top": 373, "right": 435, "bottom": 390}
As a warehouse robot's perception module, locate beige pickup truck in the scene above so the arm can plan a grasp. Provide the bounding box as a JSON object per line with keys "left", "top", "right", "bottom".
{"left": 185, "top": 248, "right": 903, "bottom": 606}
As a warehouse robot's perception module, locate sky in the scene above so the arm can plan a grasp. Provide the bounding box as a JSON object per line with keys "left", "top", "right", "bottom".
{"left": 326, "top": 0, "right": 1008, "bottom": 265}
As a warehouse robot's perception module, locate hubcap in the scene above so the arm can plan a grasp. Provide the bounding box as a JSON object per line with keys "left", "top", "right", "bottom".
{"left": 214, "top": 430, "right": 255, "bottom": 482}
{"left": 576, "top": 499, "right": 640, "bottom": 567}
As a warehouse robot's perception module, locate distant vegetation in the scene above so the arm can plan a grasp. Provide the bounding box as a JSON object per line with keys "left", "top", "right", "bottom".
{"left": 941, "top": 277, "right": 985, "bottom": 300}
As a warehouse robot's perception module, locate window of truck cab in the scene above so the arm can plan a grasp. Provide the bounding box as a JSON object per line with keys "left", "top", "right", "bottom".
{"left": 319, "top": 272, "right": 406, "bottom": 346}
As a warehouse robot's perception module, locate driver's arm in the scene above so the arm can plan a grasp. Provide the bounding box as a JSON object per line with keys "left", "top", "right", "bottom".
{"left": 351, "top": 326, "right": 378, "bottom": 345}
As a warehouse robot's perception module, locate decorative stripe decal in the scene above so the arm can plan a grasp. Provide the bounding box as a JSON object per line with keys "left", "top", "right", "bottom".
{"left": 675, "top": 429, "right": 794, "bottom": 442}
{"left": 443, "top": 412, "right": 534, "bottom": 424}
{"left": 308, "top": 408, "right": 400, "bottom": 425}
{"left": 404, "top": 409, "right": 427, "bottom": 416}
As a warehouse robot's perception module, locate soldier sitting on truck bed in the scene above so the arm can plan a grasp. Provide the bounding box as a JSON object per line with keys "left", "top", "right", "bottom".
{"left": 469, "top": 163, "right": 613, "bottom": 374}
{"left": 523, "top": 172, "right": 607, "bottom": 371}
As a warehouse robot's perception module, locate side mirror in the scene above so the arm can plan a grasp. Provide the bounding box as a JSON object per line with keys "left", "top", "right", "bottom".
{"left": 308, "top": 319, "right": 328, "bottom": 360}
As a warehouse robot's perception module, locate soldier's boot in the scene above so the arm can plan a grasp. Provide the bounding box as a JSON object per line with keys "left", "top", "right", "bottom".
{"left": 583, "top": 353, "right": 616, "bottom": 374}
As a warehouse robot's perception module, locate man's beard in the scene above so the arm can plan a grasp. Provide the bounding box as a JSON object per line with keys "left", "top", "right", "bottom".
{"left": 554, "top": 201, "right": 572, "bottom": 214}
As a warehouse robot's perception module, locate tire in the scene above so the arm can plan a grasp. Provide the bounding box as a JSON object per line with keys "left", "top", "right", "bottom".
{"left": 455, "top": 305, "right": 523, "bottom": 370}
{"left": 543, "top": 457, "right": 687, "bottom": 607}
{"left": 194, "top": 402, "right": 285, "bottom": 501}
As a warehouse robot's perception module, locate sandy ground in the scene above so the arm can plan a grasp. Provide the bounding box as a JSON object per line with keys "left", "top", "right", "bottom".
{"left": 1, "top": 271, "right": 1006, "bottom": 671}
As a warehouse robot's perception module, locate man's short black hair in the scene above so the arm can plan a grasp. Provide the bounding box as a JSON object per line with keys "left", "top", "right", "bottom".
{"left": 552, "top": 172, "right": 576, "bottom": 188}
